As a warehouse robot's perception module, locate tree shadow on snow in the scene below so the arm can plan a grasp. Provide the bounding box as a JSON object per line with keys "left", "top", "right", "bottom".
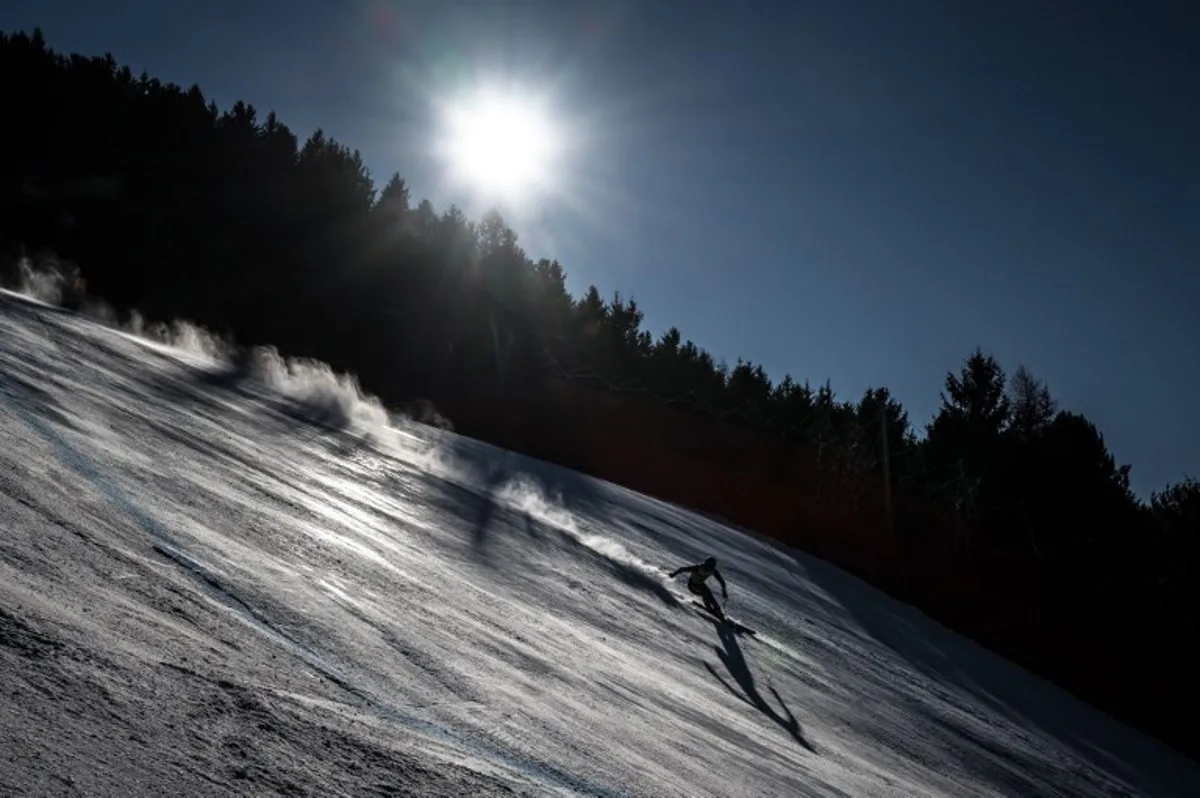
{"left": 702, "top": 616, "right": 815, "bottom": 752}
{"left": 419, "top": 467, "right": 524, "bottom": 560}
{"left": 466, "top": 473, "right": 505, "bottom": 553}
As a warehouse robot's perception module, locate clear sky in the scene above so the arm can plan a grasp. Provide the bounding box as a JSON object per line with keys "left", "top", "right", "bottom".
{"left": 3, "top": 0, "right": 1197, "bottom": 498}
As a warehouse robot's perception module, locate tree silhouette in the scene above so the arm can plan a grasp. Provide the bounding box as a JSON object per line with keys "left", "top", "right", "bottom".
{"left": 1007, "top": 364, "right": 1056, "bottom": 441}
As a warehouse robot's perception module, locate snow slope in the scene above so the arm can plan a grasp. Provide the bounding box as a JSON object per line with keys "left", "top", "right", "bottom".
{"left": 1, "top": 288, "right": 1197, "bottom": 797}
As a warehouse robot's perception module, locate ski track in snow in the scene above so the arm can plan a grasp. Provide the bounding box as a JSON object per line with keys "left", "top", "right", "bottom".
{"left": 1, "top": 289, "right": 1198, "bottom": 797}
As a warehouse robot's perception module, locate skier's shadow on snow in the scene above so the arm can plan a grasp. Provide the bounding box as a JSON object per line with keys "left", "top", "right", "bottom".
{"left": 703, "top": 618, "right": 815, "bottom": 753}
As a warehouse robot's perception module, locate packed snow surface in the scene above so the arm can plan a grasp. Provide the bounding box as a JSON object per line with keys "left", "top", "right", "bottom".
{"left": 1, "top": 288, "right": 1198, "bottom": 797}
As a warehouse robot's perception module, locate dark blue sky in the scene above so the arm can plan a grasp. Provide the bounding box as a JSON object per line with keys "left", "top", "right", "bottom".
{"left": 3, "top": 0, "right": 1197, "bottom": 497}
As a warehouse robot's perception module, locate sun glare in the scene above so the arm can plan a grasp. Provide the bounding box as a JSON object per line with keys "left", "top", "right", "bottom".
{"left": 437, "top": 89, "right": 562, "bottom": 202}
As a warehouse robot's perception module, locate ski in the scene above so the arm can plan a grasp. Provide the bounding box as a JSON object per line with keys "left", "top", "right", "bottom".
{"left": 691, "top": 601, "right": 757, "bottom": 636}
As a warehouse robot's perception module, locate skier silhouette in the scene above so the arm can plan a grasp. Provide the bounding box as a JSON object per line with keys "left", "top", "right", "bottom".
{"left": 669, "top": 556, "right": 728, "bottom": 619}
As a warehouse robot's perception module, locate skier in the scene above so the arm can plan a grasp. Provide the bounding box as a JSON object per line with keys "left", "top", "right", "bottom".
{"left": 669, "top": 556, "right": 728, "bottom": 619}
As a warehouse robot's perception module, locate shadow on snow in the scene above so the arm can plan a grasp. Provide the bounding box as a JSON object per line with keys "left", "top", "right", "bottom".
{"left": 701, "top": 615, "right": 816, "bottom": 753}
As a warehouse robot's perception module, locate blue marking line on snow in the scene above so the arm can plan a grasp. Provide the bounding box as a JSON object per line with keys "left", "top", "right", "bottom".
{"left": 0, "top": 365, "right": 625, "bottom": 798}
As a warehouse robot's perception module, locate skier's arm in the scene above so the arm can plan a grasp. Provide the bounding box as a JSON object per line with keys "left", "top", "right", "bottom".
{"left": 714, "top": 568, "right": 728, "bottom": 597}
{"left": 668, "top": 564, "right": 698, "bottom": 578}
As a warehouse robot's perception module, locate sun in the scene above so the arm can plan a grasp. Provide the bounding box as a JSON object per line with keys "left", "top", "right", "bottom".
{"left": 436, "top": 88, "right": 562, "bottom": 202}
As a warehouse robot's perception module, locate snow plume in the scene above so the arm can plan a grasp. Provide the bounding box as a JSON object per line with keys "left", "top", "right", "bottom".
{"left": 2, "top": 251, "right": 391, "bottom": 438}
{"left": 104, "top": 309, "right": 388, "bottom": 438}
{"left": 406, "top": 432, "right": 509, "bottom": 495}
{"left": 0, "top": 255, "right": 230, "bottom": 367}
{"left": 577, "top": 531, "right": 667, "bottom": 583}
{"left": 412, "top": 437, "right": 669, "bottom": 587}
{"left": 494, "top": 474, "right": 672, "bottom": 592}
{"left": 408, "top": 438, "right": 577, "bottom": 530}
{"left": 392, "top": 398, "right": 455, "bottom": 432}
{"left": 80, "top": 297, "right": 120, "bottom": 327}
{"left": 8, "top": 253, "right": 81, "bottom": 306}
{"left": 121, "top": 321, "right": 392, "bottom": 439}
{"left": 494, "top": 473, "right": 579, "bottom": 535}
{"left": 113, "top": 312, "right": 391, "bottom": 438}
{"left": 125, "top": 311, "right": 235, "bottom": 365}
{"left": 245, "top": 345, "right": 391, "bottom": 438}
